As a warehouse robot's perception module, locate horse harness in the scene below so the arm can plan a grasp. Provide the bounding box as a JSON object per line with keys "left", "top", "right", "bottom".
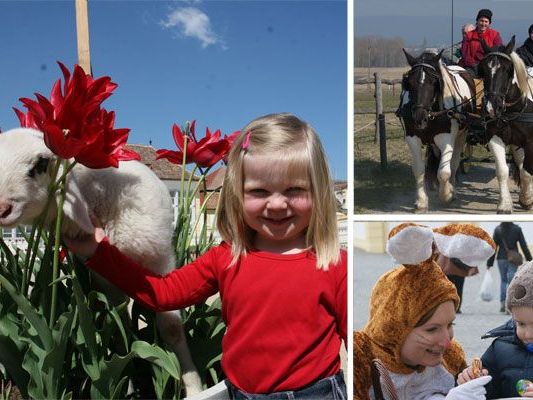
{"left": 479, "top": 51, "right": 533, "bottom": 124}
{"left": 398, "top": 63, "right": 444, "bottom": 120}
{"left": 396, "top": 63, "right": 474, "bottom": 138}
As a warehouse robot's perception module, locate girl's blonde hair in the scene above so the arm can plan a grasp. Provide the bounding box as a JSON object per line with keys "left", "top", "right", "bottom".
{"left": 217, "top": 113, "right": 340, "bottom": 270}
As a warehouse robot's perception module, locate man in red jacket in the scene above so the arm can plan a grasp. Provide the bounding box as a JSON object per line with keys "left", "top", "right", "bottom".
{"left": 459, "top": 9, "right": 503, "bottom": 75}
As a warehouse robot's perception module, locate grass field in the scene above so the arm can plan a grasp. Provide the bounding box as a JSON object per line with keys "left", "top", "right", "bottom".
{"left": 354, "top": 67, "right": 412, "bottom": 212}
{"left": 354, "top": 67, "right": 408, "bottom": 81}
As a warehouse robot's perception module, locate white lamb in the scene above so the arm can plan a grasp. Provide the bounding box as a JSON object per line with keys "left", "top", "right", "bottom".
{"left": 0, "top": 127, "right": 203, "bottom": 396}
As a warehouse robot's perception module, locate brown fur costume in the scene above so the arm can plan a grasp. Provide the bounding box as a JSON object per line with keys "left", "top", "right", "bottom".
{"left": 353, "top": 223, "right": 496, "bottom": 400}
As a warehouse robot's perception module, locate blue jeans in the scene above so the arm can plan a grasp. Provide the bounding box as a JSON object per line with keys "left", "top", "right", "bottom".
{"left": 227, "top": 371, "right": 347, "bottom": 400}
{"left": 497, "top": 259, "right": 518, "bottom": 302}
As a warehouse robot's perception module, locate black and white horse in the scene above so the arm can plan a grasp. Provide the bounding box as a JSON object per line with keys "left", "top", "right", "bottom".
{"left": 399, "top": 49, "right": 476, "bottom": 212}
{"left": 478, "top": 36, "right": 533, "bottom": 212}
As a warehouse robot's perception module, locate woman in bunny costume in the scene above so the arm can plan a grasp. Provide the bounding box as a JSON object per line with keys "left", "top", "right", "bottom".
{"left": 354, "top": 223, "right": 496, "bottom": 400}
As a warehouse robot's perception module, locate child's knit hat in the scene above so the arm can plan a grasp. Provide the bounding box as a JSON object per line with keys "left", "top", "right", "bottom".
{"left": 507, "top": 261, "right": 533, "bottom": 311}
{"left": 363, "top": 223, "right": 495, "bottom": 374}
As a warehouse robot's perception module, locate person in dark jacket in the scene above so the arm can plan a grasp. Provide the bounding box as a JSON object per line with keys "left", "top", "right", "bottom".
{"left": 487, "top": 222, "right": 532, "bottom": 313}
{"left": 456, "top": 261, "right": 533, "bottom": 398}
{"left": 437, "top": 253, "right": 479, "bottom": 314}
{"left": 516, "top": 24, "right": 533, "bottom": 68}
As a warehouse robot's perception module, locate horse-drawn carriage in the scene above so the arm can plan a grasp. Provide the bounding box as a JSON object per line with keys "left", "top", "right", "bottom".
{"left": 397, "top": 36, "right": 533, "bottom": 213}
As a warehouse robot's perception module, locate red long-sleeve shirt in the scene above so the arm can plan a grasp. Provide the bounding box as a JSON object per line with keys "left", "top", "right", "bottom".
{"left": 87, "top": 239, "right": 347, "bottom": 393}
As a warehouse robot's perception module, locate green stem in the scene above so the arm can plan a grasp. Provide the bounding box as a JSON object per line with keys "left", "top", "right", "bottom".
{"left": 208, "top": 180, "right": 223, "bottom": 242}
{"left": 49, "top": 159, "right": 69, "bottom": 328}
{"left": 184, "top": 165, "right": 200, "bottom": 211}
{"left": 23, "top": 159, "right": 61, "bottom": 295}
{"left": 185, "top": 189, "right": 217, "bottom": 252}
{"left": 200, "top": 169, "right": 209, "bottom": 243}
{"left": 178, "top": 135, "right": 188, "bottom": 212}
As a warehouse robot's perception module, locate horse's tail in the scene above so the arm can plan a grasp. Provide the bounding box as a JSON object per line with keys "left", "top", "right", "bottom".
{"left": 425, "top": 144, "right": 440, "bottom": 191}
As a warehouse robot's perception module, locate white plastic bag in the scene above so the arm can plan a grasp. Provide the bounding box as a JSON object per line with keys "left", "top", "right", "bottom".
{"left": 479, "top": 269, "right": 496, "bottom": 302}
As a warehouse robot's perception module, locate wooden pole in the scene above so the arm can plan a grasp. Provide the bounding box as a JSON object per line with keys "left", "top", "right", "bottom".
{"left": 374, "top": 72, "right": 387, "bottom": 169}
{"left": 75, "top": 0, "right": 92, "bottom": 75}
{"left": 374, "top": 72, "right": 383, "bottom": 143}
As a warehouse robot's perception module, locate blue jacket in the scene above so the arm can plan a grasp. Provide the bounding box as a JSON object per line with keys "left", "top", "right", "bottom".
{"left": 481, "top": 319, "right": 533, "bottom": 398}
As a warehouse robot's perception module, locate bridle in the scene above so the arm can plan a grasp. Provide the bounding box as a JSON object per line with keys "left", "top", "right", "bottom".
{"left": 405, "top": 63, "right": 443, "bottom": 117}
{"left": 480, "top": 52, "right": 526, "bottom": 113}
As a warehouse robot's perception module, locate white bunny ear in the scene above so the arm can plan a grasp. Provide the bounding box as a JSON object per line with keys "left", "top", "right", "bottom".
{"left": 386, "top": 223, "right": 435, "bottom": 265}
{"left": 433, "top": 224, "right": 496, "bottom": 266}
{"left": 60, "top": 172, "right": 94, "bottom": 234}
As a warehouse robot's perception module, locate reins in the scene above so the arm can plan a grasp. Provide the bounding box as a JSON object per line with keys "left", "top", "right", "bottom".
{"left": 478, "top": 51, "right": 533, "bottom": 124}
{"left": 396, "top": 63, "right": 475, "bottom": 122}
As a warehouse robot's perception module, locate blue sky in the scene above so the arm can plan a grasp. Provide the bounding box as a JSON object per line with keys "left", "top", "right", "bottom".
{"left": 0, "top": 1, "right": 347, "bottom": 179}
{"left": 355, "top": 0, "right": 532, "bottom": 47}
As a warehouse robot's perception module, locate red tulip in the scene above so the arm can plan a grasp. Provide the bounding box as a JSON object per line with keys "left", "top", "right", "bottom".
{"left": 157, "top": 122, "right": 237, "bottom": 168}
{"left": 14, "top": 62, "right": 138, "bottom": 168}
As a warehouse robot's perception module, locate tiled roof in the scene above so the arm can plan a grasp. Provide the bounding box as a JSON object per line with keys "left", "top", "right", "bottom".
{"left": 334, "top": 180, "right": 347, "bottom": 190}
{"left": 126, "top": 144, "right": 196, "bottom": 180}
{"left": 201, "top": 192, "right": 221, "bottom": 211}
{"left": 205, "top": 166, "right": 226, "bottom": 190}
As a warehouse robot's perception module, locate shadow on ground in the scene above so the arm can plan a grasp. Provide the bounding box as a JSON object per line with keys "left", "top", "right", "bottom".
{"left": 355, "top": 161, "right": 530, "bottom": 214}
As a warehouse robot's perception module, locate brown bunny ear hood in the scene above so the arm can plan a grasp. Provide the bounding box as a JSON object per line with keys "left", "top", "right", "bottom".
{"left": 362, "top": 223, "right": 495, "bottom": 375}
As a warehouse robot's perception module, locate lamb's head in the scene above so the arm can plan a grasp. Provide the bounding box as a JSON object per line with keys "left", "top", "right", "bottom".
{"left": 0, "top": 128, "right": 55, "bottom": 228}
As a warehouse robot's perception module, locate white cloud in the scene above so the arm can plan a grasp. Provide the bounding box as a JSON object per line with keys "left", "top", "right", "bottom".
{"left": 161, "top": 7, "right": 221, "bottom": 48}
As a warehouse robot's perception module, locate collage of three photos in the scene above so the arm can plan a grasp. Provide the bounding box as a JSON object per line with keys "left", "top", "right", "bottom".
{"left": 1, "top": 0, "right": 533, "bottom": 399}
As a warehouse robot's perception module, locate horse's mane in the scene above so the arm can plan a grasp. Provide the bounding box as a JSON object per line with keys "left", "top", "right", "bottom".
{"left": 438, "top": 60, "right": 463, "bottom": 107}
{"left": 510, "top": 51, "right": 533, "bottom": 100}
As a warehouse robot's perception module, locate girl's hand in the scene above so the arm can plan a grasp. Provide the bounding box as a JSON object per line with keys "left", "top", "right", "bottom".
{"left": 523, "top": 391, "right": 533, "bottom": 398}
{"left": 63, "top": 227, "right": 106, "bottom": 258}
{"left": 456, "top": 366, "right": 489, "bottom": 385}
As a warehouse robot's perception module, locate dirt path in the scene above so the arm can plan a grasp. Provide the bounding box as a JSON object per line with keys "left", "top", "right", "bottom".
{"left": 355, "top": 162, "right": 532, "bottom": 214}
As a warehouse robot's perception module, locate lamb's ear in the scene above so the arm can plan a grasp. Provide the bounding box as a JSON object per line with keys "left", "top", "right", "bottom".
{"left": 61, "top": 173, "right": 94, "bottom": 234}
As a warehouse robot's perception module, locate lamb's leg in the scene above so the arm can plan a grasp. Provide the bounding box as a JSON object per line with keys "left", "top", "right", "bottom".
{"left": 157, "top": 311, "right": 203, "bottom": 396}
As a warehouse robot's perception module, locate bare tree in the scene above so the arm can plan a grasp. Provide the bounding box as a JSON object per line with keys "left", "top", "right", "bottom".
{"left": 355, "top": 36, "right": 407, "bottom": 67}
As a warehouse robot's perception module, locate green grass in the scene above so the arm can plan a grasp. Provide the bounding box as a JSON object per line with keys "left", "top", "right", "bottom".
{"left": 355, "top": 85, "right": 402, "bottom": 111}
{"left": 354, "top": 84, "right": 408, "bottom": 190}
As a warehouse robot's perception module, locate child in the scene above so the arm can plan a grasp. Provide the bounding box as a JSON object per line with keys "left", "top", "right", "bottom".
{"left": 65, "top": 113, "right": 347, "bottom": 399}
{"left": 457, "top": 260, "right": 533, "bottom": 398}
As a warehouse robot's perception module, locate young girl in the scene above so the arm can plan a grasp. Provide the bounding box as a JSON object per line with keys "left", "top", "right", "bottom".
{"left": 66, "top": 113, "right": 347, "bottom": 399}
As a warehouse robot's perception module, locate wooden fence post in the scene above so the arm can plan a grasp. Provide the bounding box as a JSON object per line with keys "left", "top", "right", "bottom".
{"left": 75, "top": 0, "right": 92, "bottom": 75}
{"left": 378, "top": 114, "right": 387, "bottom": 170}
{"left": 374, "top": 72, "right": 387, "bottom": 169}
{"left": 374, "top": 72, "right": 383, "bottom": 143}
